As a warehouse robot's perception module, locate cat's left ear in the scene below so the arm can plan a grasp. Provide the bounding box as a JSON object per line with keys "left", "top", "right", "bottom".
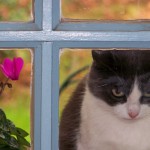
{"left": 92, "top": 50, "right": 102, "bottom": 62}
{"left": 92, "top": 50, "right": 114, "bottom": 66}
{"left": 92, "top": 50, "right": 112, "bottom": 61}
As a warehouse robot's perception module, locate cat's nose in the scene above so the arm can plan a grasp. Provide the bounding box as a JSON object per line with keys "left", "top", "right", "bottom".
{"left": 128, "top": 111, "right": 139, "bottom": 119}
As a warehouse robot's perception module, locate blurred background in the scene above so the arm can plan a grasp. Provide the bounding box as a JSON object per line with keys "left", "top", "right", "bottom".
{"left": 0, "top": 0, "right": 32, "bottom": 22}
{"left": 62, "top": 0, "right": 150, "bottom": 20}
{"left": 0, "top": 0, "right": 149, "bottom": 22}
{"left": 59, "top": 49, "right": 92, "bottom": 118}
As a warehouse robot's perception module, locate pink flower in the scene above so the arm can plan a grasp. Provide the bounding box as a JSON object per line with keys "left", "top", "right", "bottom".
{"left": 0, "top": 57, "right": 24, "bottom": 80}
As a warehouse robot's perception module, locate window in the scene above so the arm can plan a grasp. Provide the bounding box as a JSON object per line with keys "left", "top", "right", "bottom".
{"left": 1, "top": 0, "right": 150, "bottom": 150}
{"left": 56, "top": 1, "right": 150, "bottom": 150}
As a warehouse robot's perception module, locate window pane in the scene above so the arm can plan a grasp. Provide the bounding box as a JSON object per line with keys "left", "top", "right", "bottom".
{"left": 59, "top": 49, "right": 91, "bottom": 118}
{"left": 59, "top": 49, "right": 96, "bottom": 150}
{"left": 0, "top": 49, "right": 32, "bottom": 149}
{"left": 59, "top": 49, "right": 150, "bottom": 150}
{"left": 62, "top": 0, "right": 150, "bottom": 20}
{"left": 0, "top": 0, "right": 32, "bottom": 22}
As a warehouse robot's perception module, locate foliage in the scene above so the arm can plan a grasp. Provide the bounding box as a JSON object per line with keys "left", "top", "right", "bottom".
{"left": 59, "top": 65, "right": 89, "bottom": 95}
{"left": 0, "top": 0, "right": 33, "bottom": 147}
{"left": 0, "top": 0, "right": 32, "bottom": 21}
{"left": 0, "top": 56, "right": 31, "bottom": 149}
{"left": 1, "top": 0, "right": 149, "bottom": 21}
{"left": 0, "top": 50, "right": 31, "bottom": 142}
{"left": 0, "top": 109, "right": 30, "bottom": 150}
{"left": 62, "top": 0, "right": 150, "bottom": 20}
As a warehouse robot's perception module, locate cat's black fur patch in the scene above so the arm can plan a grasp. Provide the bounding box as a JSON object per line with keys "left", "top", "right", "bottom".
{"left": 59, "top": 77, "right": 86, "bottom": 150}
{"left": 88, "top": 50, "right": 150, "bottom": 106}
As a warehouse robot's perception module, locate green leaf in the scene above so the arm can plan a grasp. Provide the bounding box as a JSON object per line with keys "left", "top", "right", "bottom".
{"left": 0, "top": 132, "right": 6, "bottom": 140}
{"left": 17, "top": 136, "right": 30, "bottom": 147}
{"left": 0, "top": 146, "right": 17, "bottom": 150}
{"left": 9, "top": 137, "right": 19, "bottom": 149}
{"left": 2, "top": 132, "right": 19, "bottom": 149}
{"left": 16, "top": 128, "right": 29, "bottom": 137}
{"left": 0, "top": 109, "right": 7, "bottom": 121}
{"left": 6, "top": 119, "right": 19, "bottom": 136}
{"left": 0, "top": 110, "right": 30, "bottom": 149}
{"left": 0, "top": 144, "right": 7, "bottom": 148}
{"left": 0, "top": 109, "right": 8, "bottom": 131}
{"left": 0, "top": 135, "right": 7, "bottom": 145}
{"left": 19, "top": 145, "right": 27, "bottom": 150}
{"left": 7, "top": 119, "right": 15, "bottom": 127}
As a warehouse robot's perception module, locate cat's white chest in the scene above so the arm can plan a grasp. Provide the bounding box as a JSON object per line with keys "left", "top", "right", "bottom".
{"left": 77, "top": 89, "right": 150, "bottom": 150}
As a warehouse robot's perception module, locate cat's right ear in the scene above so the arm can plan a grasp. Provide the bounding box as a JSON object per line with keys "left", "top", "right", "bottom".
{"left": 92, "top": 50, "right": 102, "bottom": 62}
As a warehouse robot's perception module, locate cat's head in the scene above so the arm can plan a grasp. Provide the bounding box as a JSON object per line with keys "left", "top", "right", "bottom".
{"left": 88, "top": 50, "right": 150, "bottom": 120}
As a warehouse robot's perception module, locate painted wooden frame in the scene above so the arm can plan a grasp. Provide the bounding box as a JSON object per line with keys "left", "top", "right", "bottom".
{"left": 0, "top": 0, "right": 43, "bottom": 31}
{"left": 53, "top": 0, "right": 150, "bottom": 31}
{"left": 52, "top": 41, "right": 150, "bottom": 150}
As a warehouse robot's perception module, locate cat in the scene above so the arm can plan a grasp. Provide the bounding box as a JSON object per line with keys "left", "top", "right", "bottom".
{"left": 59, "top": 50, "right": 150, "bottom": 150}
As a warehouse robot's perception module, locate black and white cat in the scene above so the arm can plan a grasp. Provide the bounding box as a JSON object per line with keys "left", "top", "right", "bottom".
{"left": 59, "top": 50, "right": 150, "bottom": 150}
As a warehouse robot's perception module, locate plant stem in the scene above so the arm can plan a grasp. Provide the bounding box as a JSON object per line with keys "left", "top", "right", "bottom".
{"left": 0, "top": 78, "right": 9, "bottom": 96}
{"left": 59, "top": 65, "right": 89, "bottom": 95}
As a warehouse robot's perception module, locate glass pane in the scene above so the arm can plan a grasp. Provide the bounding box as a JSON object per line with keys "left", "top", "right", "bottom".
{"left": 59, "top": 49, "right": 150, "bottom": 150}
{"left": 59, "top": 49, "right": 92, "bottom": 149}
{"left": 62, "top": 0, "right": 150, "bottom": 20}
{"left": 0, "top": 49, "right": 32, "bottom": 150}
{"left": 0, "top": 0, "right": 32, "bottom": 22}
{"left": 59, "top": 49, "right": 91, "bottom": 117}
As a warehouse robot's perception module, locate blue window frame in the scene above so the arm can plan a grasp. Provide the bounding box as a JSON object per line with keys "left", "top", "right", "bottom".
{"left": 0, "top": 1, "right": 42, "bottom": 31}
{"left": 53, "top": 0, "right": 150, "bottom": 31}
{"left": 1, "top": 0, "right": 150, "bottom": 150}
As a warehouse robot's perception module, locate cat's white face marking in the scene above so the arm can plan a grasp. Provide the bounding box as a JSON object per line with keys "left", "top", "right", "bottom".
{"left": 114, "top": 79, "right": 150, "bottom": 120}
{"left": 79, "top": 84, "right": 150, "bottom": 150}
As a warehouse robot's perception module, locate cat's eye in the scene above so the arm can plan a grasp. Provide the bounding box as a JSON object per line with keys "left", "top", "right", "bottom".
{"left": 112, "top": 88, "right": 125, "bottom": 97}
{"left": 143, "top": 92, "right": 150, "bottom": 97}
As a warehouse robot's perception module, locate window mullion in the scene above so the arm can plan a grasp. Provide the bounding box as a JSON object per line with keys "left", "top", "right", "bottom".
{"left": 33, "top": 44, "right": 43, "bottom": 150}
{"left": 41, "top": 42, "right": 52, "bottom": 150}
